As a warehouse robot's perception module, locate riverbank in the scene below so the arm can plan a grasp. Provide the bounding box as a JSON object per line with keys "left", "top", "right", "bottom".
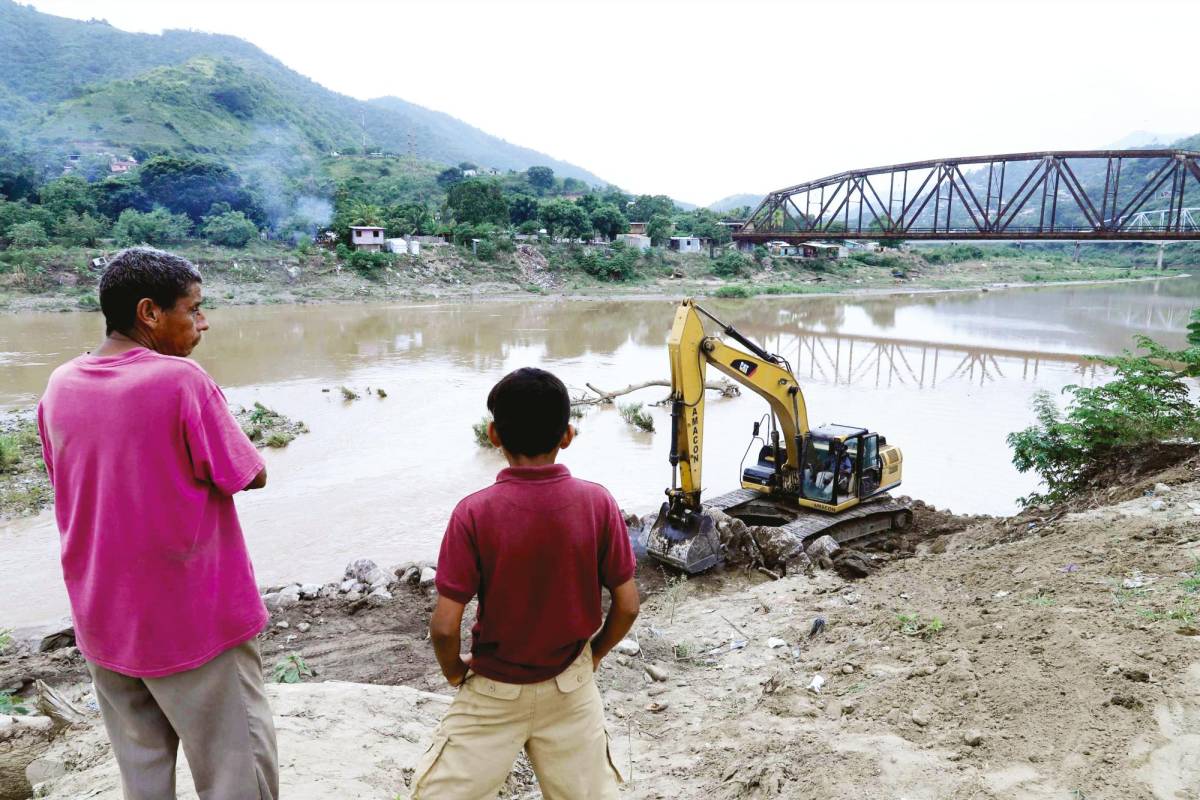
{"left": 3, "top": 444, "right": 1198, "bottom": 798}
{"left": 0, "top": 239, "right": 1182, "bottom": 314}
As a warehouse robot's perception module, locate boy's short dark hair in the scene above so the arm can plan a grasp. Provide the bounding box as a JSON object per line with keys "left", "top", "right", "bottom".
{"left": 487, "top": 367, "right": 570, "bottom": 456}
{"left": 99, "top": 247, "right": 203, "bottom": 335}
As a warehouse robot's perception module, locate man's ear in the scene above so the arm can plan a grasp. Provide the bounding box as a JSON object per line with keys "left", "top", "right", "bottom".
{"left": 134, "top": 297, "right": 160, "bottom": 329}
{"left": 559, "top": 423, "right": 575, "bottom": 451}
{"left": 487, "top": 420, "right": 503, "bottom": 449}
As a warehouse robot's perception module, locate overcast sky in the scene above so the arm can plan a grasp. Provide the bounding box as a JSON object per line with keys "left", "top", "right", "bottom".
{"left": 23, "top": 0, "right": 1199, "bottom": 205}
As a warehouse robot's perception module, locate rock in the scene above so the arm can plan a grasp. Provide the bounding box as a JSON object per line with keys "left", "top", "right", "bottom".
{"left": 832, "top": 549, "right": 878, "bottom": 580}
{"left": 963, "top": 729, "right": 985, "bottom": 747}
{"left": 1149, "top": 499, "right": 1167, "bottom": 512}
{"left": 13, "top": 715, "right": 53, "bottom": 733}
{"left": 339, "top": 579, "right": 356, "bottom": 593}
{"left": 841, "top": 664, "right": 855, "bottom": 675}
{"left": 1122, "top": 668, "right": 1150, "bottom": 683}
{"left": 367, "top": 587, "right": 393, "bottom": 606}
{"left": 266, "top": 585, "right": 301, "bottom": 611}
{"left": 806, "top": 535, "right": 840, "bottom": 561}
{"left": 299, "top": 583, "right": 322, "bottom": 600}
{"left": 1154, "top": 482, "right": 1172, "bottom": 494}
{"left": 319, "top": 584, "right": 338, "bottom": 599}
{"left": 614, "top": 639, "right": 640, "bottom": 656}
{"left": 343, "top": 591, "right": 362, "bottom": 602}
{"left": 644, "top": 664, "right": 669, "bottom": 682}
{"left": 0, "top": 714, "right": 12, "bottom": 734}
{"left": 419, "top": 567, "right": 437, "bottom": 587}
{"left": 276, "top": 621, "right": 289, "bottom": 629}
{"left": 296, "top": 622, "right": 311, "bottom": 633}
{"left": 37, "top": 627, "right": 75, "bottom": 653}
{"left": 345, "top": 559, "right": 389, "bottom": 588}
{"left": 767, "top": 637, "right": 787, "bottom": 649}
{"left": 25, "top": 755, "right": 67, "bottom": 784}
{"left": 911, "top": 709, "right": 930, "bottom": 727}
{"left": 806, "top": 674, "right": 825, "bottom": 694}
{"left": 401, "top": 566, "right": 420, "bottom": 586}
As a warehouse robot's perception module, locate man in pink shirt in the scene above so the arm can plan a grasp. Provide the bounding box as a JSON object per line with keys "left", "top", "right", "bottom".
{"left": 37, "top": 247, "right": 277, "bottom": 799}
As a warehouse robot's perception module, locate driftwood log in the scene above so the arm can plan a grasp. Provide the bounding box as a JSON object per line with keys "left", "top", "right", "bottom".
{"left": 575, "top": 379, "right": 740, "bottom": 406}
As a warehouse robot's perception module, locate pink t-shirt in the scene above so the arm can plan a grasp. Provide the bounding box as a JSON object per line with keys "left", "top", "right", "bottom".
{"left": 37, "top": 347, "right": 267, "bottom": 678}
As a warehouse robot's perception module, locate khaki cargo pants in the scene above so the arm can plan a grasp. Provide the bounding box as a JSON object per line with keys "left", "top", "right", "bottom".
{"left": 410, "top": 644, "right": 622, "bottom": 799}
{"left": 87, "top": 639, "right": 279, "bottom": 800}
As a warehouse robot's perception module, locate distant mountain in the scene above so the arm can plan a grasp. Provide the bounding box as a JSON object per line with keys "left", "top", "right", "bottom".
{"left": 1106, "top": 130, "right": 1192, "bottom": 150}
{"left": 0, "top": 0, "right": 607, "bottom": 184}
{"left": 708, "top": 193, "right": 764, "bottom": 213}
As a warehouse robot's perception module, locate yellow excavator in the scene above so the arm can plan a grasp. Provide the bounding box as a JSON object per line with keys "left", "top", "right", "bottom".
{"left": 646, "top": 299, "right": 911, "bottom": 573}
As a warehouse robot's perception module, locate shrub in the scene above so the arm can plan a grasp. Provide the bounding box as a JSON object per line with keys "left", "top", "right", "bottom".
{"left": 112, "top": 208, "right": 191, "bottom": 246}
{"left": 712, "top": 252, "right": 749, "bottom": 278}
{"left": 714, "top": 285, "right": 753, "bottom": 299}
{"left": 6, "top": 220, "right": 49, "bottom": 248}
{"left": 201, "top": 210, "right": 259, "bottom": 248}
{"left": 1007, "top": 331, "right": 1200, "bottom": 504}
{"left": 574, "top": 245, "right": 639, "bottom": 281}
{"left": 619, "top": 402, "right": 655, "bottom": 432}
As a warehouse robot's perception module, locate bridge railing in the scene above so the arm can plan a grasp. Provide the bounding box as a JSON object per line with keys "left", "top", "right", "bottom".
{"left": 737, "top": 150, "right": 1200, "bottom": 242}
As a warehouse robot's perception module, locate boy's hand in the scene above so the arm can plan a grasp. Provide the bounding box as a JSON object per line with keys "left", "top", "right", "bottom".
{"left": 448, "top": 653, "right": 473, "bottom": 686}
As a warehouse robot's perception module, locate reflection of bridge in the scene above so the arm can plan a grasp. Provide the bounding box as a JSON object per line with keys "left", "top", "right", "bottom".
{"left": 757, "top": 328, "right": 1103, "bottom": 388}
{"left": 737, "top": 150, "right": 1200, "bottom": 242}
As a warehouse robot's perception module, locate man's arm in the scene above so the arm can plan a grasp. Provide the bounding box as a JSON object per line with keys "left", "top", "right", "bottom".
{"left": 430, "top": 595, "right": 471, "bottom": 687}
{"left": 243, "top": 467, "right": 267, "bottom": 491}
{"left": 590, "top": 578, "right": 640, "bottom": 670}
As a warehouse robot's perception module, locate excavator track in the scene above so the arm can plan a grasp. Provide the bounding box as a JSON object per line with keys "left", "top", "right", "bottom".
{"left": 704, "top": 488, "right": 913, "bottom": 551}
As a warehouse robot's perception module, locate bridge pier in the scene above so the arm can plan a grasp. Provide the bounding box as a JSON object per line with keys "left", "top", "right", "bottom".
{"left": 1157, "top": 242, "right": 1166, "bottom": 270}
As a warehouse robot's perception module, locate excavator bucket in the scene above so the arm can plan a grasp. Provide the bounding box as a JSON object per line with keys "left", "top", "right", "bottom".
{"left": 645, "top": 501, "right": 724, "bottom": 574}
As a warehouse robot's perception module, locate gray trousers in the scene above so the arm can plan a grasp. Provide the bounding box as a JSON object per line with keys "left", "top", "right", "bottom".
{"left": 87, "top": 639, "right": 278, "bottom": 800}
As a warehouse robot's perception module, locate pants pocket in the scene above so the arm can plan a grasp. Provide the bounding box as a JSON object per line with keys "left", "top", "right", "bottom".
{"left": 409, "top": 734, "right": 449, "bottom": 797}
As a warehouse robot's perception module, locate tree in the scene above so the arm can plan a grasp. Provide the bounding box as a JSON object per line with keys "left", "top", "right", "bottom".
{"left": 509, "top": 194, "right": 540, "bottom": 226}
{"left": 137, "top": 156, "right": 257, "bottom": 223}
{"left": 55, "top": 212, "right": 108, "bottom": 246}
{"left": 539, "top": 199, "right": 578, "bottom": 241}
{"left": 562, "top": 177, "right": 586, "bottom": 193}
{"left": 112, "top": 208, "right": 192, "bottom": 246}
{"left": 384, "top": 203, "right": 435, "bottom": 236}
{"left": 527, "top": 166, "right": 555, "bottom": 193}
{"left": 201, "top": 210, "right": 259, "bottom": 247}
{"left": 562, "top": 203, "right": 591, "bottom": 241}
{"left": 458, "top": 162, "right": 477, "bottom": 171}
{"left": 93, "top": 174, "right": 151, "bottom": 220}
{"left": 628, "top": 194, "right": 676, "bottom": 223}
{"left": 437, "top": 166, "right": 464, "bottom": 188}
{"left": 590, "top": 204, "right": 628, "bottom": 241}
{"left": 688, "top": 210, "right": 731, "bottom": 257}
{"left": 647, "top": 214, "right": 674, "bottom": 246}
{"left": 446, "top": 179, "right": 508, "bottom": 226}
{"left": 6, "top": 220, "right": 49, "bottom": 248}
{"left": 39, "top": 176, "right": 98, "bottom": 218}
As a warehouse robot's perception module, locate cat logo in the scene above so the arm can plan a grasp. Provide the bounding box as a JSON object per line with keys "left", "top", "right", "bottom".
{"left": 731, "top": 359, "right": 757, "bottom": 378}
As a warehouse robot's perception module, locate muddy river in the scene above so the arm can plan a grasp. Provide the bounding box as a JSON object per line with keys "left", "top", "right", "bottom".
{"left": 1, "top": 277, "right": 1196, "bottom": 626}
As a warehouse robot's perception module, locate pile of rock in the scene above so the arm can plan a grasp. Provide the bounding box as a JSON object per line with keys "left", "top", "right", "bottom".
{"left": 260, "top": 559, "right": 439, "bottom": 611}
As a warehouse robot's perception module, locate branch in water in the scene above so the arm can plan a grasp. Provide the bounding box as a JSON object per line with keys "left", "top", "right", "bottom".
{"left": 575, "top": 379, "right": 740, "bottom": 406}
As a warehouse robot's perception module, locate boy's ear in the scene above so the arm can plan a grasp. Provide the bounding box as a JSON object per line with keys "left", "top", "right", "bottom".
{"left": 487, "top": 421, "right": 503, "bottom": 449}
{"left": 559, "top": 423, "right": 575, "bottom": 451}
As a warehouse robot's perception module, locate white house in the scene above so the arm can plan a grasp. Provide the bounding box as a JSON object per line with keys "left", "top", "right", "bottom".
{"left": 615, "top": 233, "right": 651, "bottom": 252}
{"left": 350, "top": 226, "right": 385, "bottom": 252}
{"left": 669, "top": 236, "right": 703, "bottom": 254}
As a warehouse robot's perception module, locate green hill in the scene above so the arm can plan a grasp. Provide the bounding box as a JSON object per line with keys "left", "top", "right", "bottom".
{"left": 0, "top": 0, "right": 607, "bottom": 185}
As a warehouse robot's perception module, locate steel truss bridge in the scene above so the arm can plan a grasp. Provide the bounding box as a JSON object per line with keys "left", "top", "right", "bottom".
{"left": 736, "top": 149, "right": 1200, "bottom": 243}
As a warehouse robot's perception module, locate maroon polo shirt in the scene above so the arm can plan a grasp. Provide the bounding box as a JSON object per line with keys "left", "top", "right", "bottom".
{"left": 436, "top": 463, "right": 636, "bottom": 684}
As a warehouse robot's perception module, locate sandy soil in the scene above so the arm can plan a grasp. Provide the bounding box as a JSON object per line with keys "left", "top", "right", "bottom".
{"left": 5, "top": 452, "right": 1200, "bottom": 799}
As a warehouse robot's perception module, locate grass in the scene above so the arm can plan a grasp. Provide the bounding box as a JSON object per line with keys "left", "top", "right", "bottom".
{"left": 272, "top": 653, "right": 314, "bottom": 684}
{"left": 235, "top": 402, "right": 308, "bottom": 448}
{"left": 662, "top": 572, "right": 690, "bottom": 624}
{"left": 0, "top": 691, "right": 31, "bottom": 716}
{"left": 1181, "top": 559, "right": 1200, "bottom": 594}
{"left": 897, "top": 613, "right": 945, "bottom": 640}
{"left": 0, "top": 413, "right": 52, "bottom": 517}
{"left": 339, "top": 385, "right": 360, "bottom": 401}
{"left": 618, "top": 402, "right": 655, "bottom": 432}
{"left": 472, "top": 416, "right": 495, "bottom": 448}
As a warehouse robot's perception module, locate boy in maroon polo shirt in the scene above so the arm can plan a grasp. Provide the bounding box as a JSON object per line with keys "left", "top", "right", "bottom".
{"left": 412, "top": 367, "right": 640, "bottom": 799}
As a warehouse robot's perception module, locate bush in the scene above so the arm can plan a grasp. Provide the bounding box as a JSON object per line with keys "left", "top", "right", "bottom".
{"left": 922, "top": 244, "right": 984, "bottom": 265}
{"left": 200, "top": 210, "right": 259, "bottom": 248}
{"left": 112, "top": 208, "right": 191, "bottom": 246}
{"left": 619, "top": 402, "right": 655, "bottom": 432}
{"left": 712, "top": 252, "right": 750, "bottom": 278}
{"left": 714, "top": 285, "right": 753, "bottom": 298}
{"left": 1007, "top": 331, "right": 1200, "bottom": 504}
{"left": 850, "top": 252, "right": 903, "bottom": 268}
{"left": 574, "top": 245, "right": 639, "bottom": 281}
{"left": 345, "top": 249, "right": 393, "bottom": 276}
{"left": 6, "top": 220, "right": 48, "bottom": 248}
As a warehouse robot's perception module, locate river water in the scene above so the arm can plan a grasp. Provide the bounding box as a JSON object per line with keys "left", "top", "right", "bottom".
{"left": 1, "top": 277, "right": 1196, "bottom": 626}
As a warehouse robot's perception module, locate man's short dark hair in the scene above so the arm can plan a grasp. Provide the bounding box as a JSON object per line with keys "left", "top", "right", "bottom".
{"left": 98, "top": 247, "right": 202, "bottom": 335}
{"left": 487, "top": 367, "right": 570, "bottom": 457}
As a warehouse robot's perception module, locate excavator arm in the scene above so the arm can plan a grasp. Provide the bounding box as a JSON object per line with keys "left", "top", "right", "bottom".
{"left": 664, "top": 299, "right": 809, "bottom": 505}
{"left": 650, "top": 299, "right": 810, "bottom": 572}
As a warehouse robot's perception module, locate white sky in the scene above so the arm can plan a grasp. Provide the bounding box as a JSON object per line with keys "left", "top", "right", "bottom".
{"left": 22, "top": 0, "right": 1200, "bottom": 205}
